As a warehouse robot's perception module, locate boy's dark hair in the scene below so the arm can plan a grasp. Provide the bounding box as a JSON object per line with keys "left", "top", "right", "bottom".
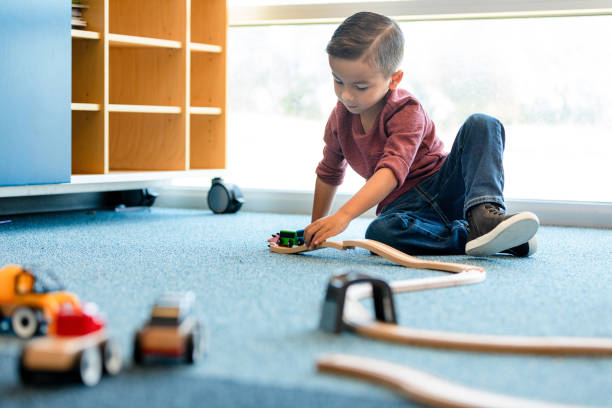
{"left": 326, "top": 12, "right": 404, "bottom": 77}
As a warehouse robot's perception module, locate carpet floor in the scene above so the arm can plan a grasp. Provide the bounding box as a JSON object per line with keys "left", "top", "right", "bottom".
{"left": 0, "top": 208, "right": 611, "bottom": 407}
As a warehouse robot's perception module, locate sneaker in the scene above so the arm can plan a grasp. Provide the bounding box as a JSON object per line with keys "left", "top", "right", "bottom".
{"left": 502, "top": 236, "right": 537, "bottom": 257}
{"left": 465, "top": 203, "right": 539, "bottom": 256}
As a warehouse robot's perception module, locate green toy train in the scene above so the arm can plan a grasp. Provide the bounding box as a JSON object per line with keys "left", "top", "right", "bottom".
{"left": 278, "top": 229, "right": 305, "bottom": 247}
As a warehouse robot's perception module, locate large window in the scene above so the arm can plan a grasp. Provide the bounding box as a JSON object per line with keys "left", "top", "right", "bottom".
{"left": 226, "top": 12, "right": 612, "bottom": 203}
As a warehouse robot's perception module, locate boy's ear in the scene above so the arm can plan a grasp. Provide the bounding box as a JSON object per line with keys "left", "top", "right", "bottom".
{"left": 389, "top": 70, "right": 403, "bottom": 90}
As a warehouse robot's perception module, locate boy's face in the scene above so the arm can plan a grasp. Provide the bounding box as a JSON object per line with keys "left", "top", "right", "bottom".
{"left": 329, "top": 55, "right": 392, "bottom": 117}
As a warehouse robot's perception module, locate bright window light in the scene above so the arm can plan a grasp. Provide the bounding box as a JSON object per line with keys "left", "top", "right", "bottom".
{"left": 226, "top": 16, "right": 612, "bottom": 202}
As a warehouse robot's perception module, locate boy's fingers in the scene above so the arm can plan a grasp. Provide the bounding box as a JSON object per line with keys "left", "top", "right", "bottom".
{"left": 304, "top": 225, "right": 316, "bottom": 245}
{"left": 313, "top": 227, "right": 330, "bottom": 246}
{"left": 307, "top": 229, "right": 318, "bottom": 249}
{"left": 312, "top": 229, "right": 327, "bottom": 248}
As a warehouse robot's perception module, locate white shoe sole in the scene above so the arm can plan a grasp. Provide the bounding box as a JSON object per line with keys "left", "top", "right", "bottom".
{"left": 465, "top": 212, "right": 540, "bottom": 256}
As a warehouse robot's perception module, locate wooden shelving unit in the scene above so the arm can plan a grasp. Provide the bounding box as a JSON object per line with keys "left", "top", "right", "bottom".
{"left": 71, "top": 0, "right": 226, "bottom": 175}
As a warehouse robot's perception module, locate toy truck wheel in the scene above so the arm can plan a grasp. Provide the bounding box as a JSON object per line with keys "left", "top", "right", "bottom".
{"left": 76, "top": 347, "right": 103, "bottom": 386}
{"left": 101, "top": 339, "right": 122, "bottom": 376}
{"left": 18, "top": 354, "right": 34, "bottom": 385}
{"left": 185, "top": 334, "right": 196, "bottom": 364}
{"left": 133, "top": 333, "right": 144, "bottom": 365}
{"left": 11, "top": 307, "right": 42, "bottom": 339}
{"left": 185, "top": 324, "right": 203, "bottom": 364}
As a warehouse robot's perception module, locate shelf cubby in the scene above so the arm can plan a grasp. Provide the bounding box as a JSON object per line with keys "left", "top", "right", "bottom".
{"left": 73, "top": 111, "right": 106, "bottom": 174}
{"left": 109, "top": 47, "right": 186, "bottom": 107}
{"left": 191, "top": 52, "right": 225, "bottom": 109}
{"left": 72, "top": 38, "right": 103, "bottom": 106}
{"left": 72, "top": 0, "right": 105, "bottom": 175}
{"left": 109, "top": 0, "right": 186, "bottom": 42}
{"left": 190, "top": 115, "right": 225, "bottom": 169}
{"left": 191, "top": 0, "right": 226, "bottom": 45}
{"left": 110, "top": 113, "right": 186, "bottom": 171}
{"left": 188, "top": 0, "right": 226, "bottom": 170}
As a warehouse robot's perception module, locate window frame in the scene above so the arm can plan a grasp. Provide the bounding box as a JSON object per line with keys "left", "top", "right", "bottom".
{"left": 229, "top": 0, "right": 612, "bottom": 26}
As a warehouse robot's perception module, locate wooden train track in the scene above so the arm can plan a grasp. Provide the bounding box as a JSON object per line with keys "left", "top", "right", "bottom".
{"left": 271, "top": 237, "right": 612, "bottom": 355}
{"left": 269, "top": 238, "right": 484, "bottom": 274}
{"left": 343, "top": 277, "right": 612, "bottom": 355}
{"left": 317, "top": 354, "right": 582, "bottom": 408}
{"left": 270, "top": 236, "right": 610, "bottom": 405}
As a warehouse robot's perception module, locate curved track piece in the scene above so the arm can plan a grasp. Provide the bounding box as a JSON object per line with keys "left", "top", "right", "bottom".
{"left": 317, "top": 354, "right": 582, "bottom": 408}
{"left": 269, "top": 239, "right": 483, "bottom": 273}
{"left": 345, "top": 271, "right": 486, "bottom": 301}
{"left": 344, "top": 279, "right": 612, "bottom": 356}
{"left": 349, "top": 317, "right": 612, "bottom": 355}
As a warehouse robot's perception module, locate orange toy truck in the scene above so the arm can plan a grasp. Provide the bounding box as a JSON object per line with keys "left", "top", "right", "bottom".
{"left": 0, "top": 264, "right": 82, "bottom": 339}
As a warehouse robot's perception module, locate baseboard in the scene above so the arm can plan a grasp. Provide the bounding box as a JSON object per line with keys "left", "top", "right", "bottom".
{"left": 155, "top": 186, "right": 612, "bottom": 229}
{"left": 504, "top": 199, "right": 612, "bottom": 229}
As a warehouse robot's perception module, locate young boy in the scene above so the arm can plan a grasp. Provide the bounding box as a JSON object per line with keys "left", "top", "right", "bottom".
{"left": 303, "top": 11, "right": 539, "bottom": 256}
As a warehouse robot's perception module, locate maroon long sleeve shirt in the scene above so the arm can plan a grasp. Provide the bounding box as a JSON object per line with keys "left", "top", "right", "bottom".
{"left": 316, "top": 88, "right": 447, "bottom": 215}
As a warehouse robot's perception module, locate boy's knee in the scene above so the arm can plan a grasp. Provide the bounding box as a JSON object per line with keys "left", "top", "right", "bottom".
{"left": 464, "top": 113, "right": 505, "bottom": 144}
{"left": 366, "top": 214, "right": 403, "bottom": 243}
{"left": 365, "top": 217, "right": 388, "bottom": 241}
{"left": 466, "top": 113, "right": 501, "bottom": 129}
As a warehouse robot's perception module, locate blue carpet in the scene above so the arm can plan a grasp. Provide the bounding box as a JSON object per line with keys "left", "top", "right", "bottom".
{"left": 0, "top": 208, "right": 611, "bottom": 407}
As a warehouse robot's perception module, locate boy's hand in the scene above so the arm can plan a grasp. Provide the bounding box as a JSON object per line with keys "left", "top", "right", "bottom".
{"left": 304, "top": 212, "right": 351, "bottom": 250}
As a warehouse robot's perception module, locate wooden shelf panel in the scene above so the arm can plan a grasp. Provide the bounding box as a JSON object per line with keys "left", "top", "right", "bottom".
{"left": 108, "top": 33, "right": 182, "bottom": 49}
{"left": 190, "top": 42, "right": 222, "bottom": 53}
{"left": 108, "top": 104, "right": 181, "bottom": 114}
{"left": 71, "top": 103, "right": 101, "bottom": 111}
{"left": 190, "top": 106, "right": 222, "bottom": 115}
{"left": 71, "top": 29, "right": 101, "bottom": 40}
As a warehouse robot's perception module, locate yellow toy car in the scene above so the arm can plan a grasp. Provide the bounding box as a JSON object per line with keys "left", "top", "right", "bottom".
{"left": 0, "top": 265, "right": 82, "bottom": 338}
{"left": 133, "top": 292, "right": 204, "bottom": 364}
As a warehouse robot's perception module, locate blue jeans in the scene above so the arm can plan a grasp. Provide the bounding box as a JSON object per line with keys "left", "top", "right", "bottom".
{"left": 365, "top": 113, "right": 506, "bottom": 255}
